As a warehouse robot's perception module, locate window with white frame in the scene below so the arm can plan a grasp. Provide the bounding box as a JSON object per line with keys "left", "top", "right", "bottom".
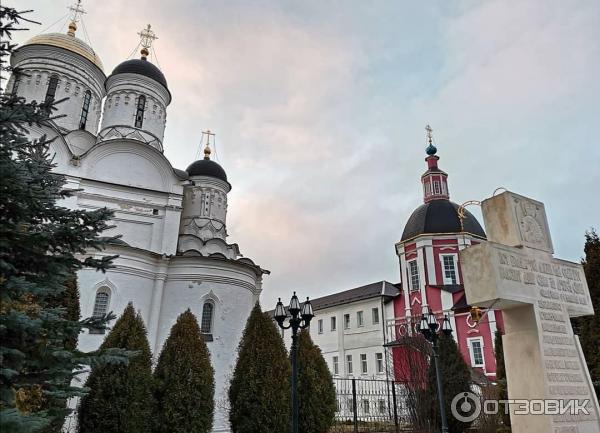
{"left": 468, "top": 337, "right": 485, "bottom": 367}
{"left": 372, "top": 307, "right": 379, "bottom": 324}
{"left": 346, "top": 355, "right": 353, "bottom": 374}
{"left": 331, "top": 316, "right": 337, "bottom": 331}
{"left": 375, "top": 353, "right": 384, "bottom": 374}
{"left": 360, "top": 354, "right": 368, "bottom": 374}
{"left": 348, "top": 398, "right": 354, "bottom": 413}
{"left": 357, "top": 311, "right": 364, "bottom": 327}
{"left": 318, "top": 319, "right": 323, "bottom": 334}
{"left": 408, "top": 260, "right": 420, "bottom": 291}
{"left": 442, "top": 255, "right": 458, "bottom": 285}
{"left": 201, "top": 301, "right": 214, "bottom": 335}
{"left": 378, "top": 400, "right": 386, "bottom": 414}
{"left": 433, "top": 180, "right": 441, "bottom": 195}
{"left": 344, "top": 314, "right": 351, "bottom": 329}
{"left": 363, "top": 400, "right": 370, "bottom": 414}
{"left": 332, "top": 356, "right": 339, "bottom": 375}
{"left": 90, "top": 288, "right": 110, "bottom": 334}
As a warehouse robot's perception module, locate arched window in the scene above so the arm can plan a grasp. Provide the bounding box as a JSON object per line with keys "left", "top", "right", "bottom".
{"left": 45, "top": 74, "right": 59, "bottom": 104}
{"left": 79, "top": 90, "right": 91, "bottom": 130}
{"left": 201, "top": 301, "right": 214, "bottom": 336}
{"left": 11, "top": 74, "right": 22, "bottom": 95}
{"left": 90, "top": 288, "right": 111, "bottom": 334}
{"left": 134, "top": 95, "right": 146, "bottom": 128}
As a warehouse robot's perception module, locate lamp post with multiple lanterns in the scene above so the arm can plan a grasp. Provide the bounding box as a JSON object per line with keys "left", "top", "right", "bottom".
{"left": 274, "top": 292, "right": 314, "bottom": 433}
{"left": 418, "top": 309, "right": 453, "bottom": 433}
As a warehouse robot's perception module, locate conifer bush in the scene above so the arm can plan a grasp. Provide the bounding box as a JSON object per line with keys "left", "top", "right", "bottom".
{"left": 154, "top": 309, "right": 214, "bottom": 433}
{"left": 296, "top": 329, "right": 336, "bottom": 433}
{"left": 229, "top": 303, "right": 290, "bottom": 433}
{"left": 426, "top": 333, "right": 473, "bottom": 433}
{"left": 77, "top": 304, "right": 155, "bottom": 433}
{"left": 0, "top": 8, "right": 122, "bottom": 432}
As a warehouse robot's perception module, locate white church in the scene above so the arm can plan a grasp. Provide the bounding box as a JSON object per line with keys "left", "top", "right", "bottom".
{"left": 7, "top": 12, "right": 268, "bottom": 433}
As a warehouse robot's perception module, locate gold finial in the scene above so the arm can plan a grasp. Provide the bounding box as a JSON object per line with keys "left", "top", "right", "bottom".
{"left": 138, "top": 24, "right": 158, "bottom": 60}
{"left": 202, "top": 130, "right": 216, "bottom": 160}
{"left": 67, "top": 0, "right": 86, "bottom": 36}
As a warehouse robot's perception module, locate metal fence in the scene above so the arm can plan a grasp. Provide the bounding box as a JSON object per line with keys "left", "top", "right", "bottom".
{"left": 331, "top": 378, "right": 412, "bottom": 433}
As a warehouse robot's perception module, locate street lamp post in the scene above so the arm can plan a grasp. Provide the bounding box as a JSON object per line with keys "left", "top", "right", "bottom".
{"left": 274, "top": 292, "right": 314, "bottom": 433}
{"left": 418, "top": 310, "right": 453, "bottom": 433}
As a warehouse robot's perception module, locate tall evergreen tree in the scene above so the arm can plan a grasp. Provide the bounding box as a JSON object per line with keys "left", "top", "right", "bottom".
{"left": 494, "top": 330, "right": 510, "bottom": 427}
{"left": 572, "top": 229, "right": 600, "bottom": 396}
{"left": 78, "top": 304, "right": 155, "bottom": 433}
{"left": 0, "top": 8, "right": 120, "bottom": 432}
{"left": 296, "top": 329, "right": 336, "bottom": 433}
{"left": 229, "top": 303, "right": 290, "bottom": 433}
{"left": 427, "top": 333, "right": 473, "bottom": 433}
{"left": 154, "top": 309, "right": 214, "bottom": 433}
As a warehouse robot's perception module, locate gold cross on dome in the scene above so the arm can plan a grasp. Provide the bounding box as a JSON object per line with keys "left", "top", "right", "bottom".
{"left": 202, "top": 130, "right": 216, "bottom": 159}
{"left": 425, "top": 124, "right": 433, "bottom": 144}
{"left": 138, "top": 24, "right": 158, "bottom": 50}
{"left": 68, "top": 0, "right": 86, "bottom": 24}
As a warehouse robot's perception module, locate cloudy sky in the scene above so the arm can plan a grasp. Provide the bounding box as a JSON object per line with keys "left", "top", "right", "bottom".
{"left": 10, "top": 0, "right": 600, "bottom": 307}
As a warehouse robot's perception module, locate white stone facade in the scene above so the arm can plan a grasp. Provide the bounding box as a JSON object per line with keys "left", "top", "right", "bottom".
{"left": 10, "top": 29, "right": 267, "bottom": 433}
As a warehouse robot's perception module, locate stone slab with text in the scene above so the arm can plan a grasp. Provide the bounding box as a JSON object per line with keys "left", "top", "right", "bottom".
{"left": 461, "top": 191, "right": 600, "bottom": 433}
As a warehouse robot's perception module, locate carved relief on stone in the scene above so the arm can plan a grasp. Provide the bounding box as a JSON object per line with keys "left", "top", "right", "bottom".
{"left": 512, "top": 196, "right": 552, "bottom": 253}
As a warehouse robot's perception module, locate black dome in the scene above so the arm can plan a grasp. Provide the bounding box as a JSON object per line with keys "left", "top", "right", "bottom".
{"left": 110, "top": 59, "right": 168, "bottom": 89}
{"left": 186, "top": 159, "right": 228, "bottom": 182}
{"left": 401, "top": 199, "right": 486, "bottom": 242}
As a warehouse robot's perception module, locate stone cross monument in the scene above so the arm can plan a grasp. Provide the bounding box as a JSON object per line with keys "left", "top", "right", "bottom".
{"left": 460, "top": 191, "right": 600, "bottom": 433}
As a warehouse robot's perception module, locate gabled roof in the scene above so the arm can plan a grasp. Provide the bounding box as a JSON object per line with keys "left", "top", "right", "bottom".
{"left": 309, "top": 281, "right": 400, "bottom": 311}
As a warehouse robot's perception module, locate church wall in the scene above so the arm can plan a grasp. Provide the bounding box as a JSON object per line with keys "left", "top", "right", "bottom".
{"left": 10, "top": 46, "right": 105, "bottom": 134}
{"left": 100, "top": 74, "right": 169, "bottom": 144}
{"left": 158, "top": 257, "right": 262, "bottom": 433}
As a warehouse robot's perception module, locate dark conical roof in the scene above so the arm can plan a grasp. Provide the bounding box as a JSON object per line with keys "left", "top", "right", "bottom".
{"left": 109, "top": 58, "right": 168, "bottom": 89}
{"left": 401, "top": 199, "right": 486, "bottom": 242}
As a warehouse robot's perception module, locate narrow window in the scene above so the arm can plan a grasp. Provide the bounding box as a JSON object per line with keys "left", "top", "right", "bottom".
{"left": 433, "top": 180, "right": 441, "bottom": 195}
{"left": 442, "top": 255, "right": 458, "bottom": 285}
{"left": 357, "top": 311, "right": 364, "bottom": 327}
{"left": 79, "top": 90, "right": 91, "bottom": 130}
{"left": 45, "top": 74, "right": 59, "bottom": 104}
{"left": 344, "top": 313, "right": 351, "bottom": 329}
{"left": 134, "top": 94, "right": 146, "bottom": 128}
{"left": 378, "top": 399, "right": 386, "bottom": 414}
{"left": 332, "top": 356, "right": 339, "bottom": 375}
{"left": 201, "top": 301, "right": 214, "bottom": 335}
{"left": 372, "top": 307, "right": 379, "bottom": 324}
{"left": 360, "top": 354, "right": 368, "bottom": 374}
{"left": 348, "top": 398, "right": 354, "bottom": 413}
{"left": 330, "top": 316, "right": 337, "bottom": 331}
{"left": 376, "top": 353, "right": 384, "bottom": 373}
{"left": 318, "top": 319, "right": 323, "bottom": 334}
{"left": 11, "top": 74, "right": 22, "bottom": 95}
{"left": 346, "top": 354, "right": 353, "bottom": 374}
{"left": 468, "top": 338, "right": 485, "bottom": 367}
{"left": 408, "top": 260, "right": 420, "bottom": 291}
{"left": 90, "top": 288, "right": 110, "bottom": 334}
{"left": 363, "top": 400, "right": 370, "bottom": 414}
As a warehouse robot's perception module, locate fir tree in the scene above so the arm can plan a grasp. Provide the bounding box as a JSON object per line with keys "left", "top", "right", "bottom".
{"left": 572, "top": 229, "right": 600, "bottom": 396}
{"left": 494, "top": 330, "right": 510, "bottom": 428}
{"left": 154, "top": 309, "right": 214, "bottom": 433}
{"left": 229, "top": 303, "right": 290, "bottom": 433}
{"left": 427, "top": 333, "right": 473, "bottom": 433}
{"left": 78, "top": 304, "right": 155, "bottom": 433}
{"left": 0, "top": 7, "right": 121, "bottom": 432}
{"left": 296, "top": 329, "right": 336, "bottom": 433}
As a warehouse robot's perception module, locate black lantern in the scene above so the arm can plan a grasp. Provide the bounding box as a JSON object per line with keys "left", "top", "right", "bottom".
{"left": 418, "top": 309, "right": 453, "bottom": 433}
{"left": 274, "top": 293, "right": 314, "bottom": 433}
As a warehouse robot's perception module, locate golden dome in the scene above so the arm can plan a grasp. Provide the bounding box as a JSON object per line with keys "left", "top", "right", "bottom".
{"left": 24, "top": 32, "right": 103, "bottom": 71}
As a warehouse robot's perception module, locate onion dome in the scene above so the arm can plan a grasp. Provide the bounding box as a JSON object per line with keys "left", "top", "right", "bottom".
{"left": 401, "top": 200, "right": 486, "bottom": 242}
{"left": 109, "top": 58, "right": 168, "bottom": 91}
{"left": 186, "top": 146, "right": 228, "bottom": 183}
{"left": 24, "top": 32, "right": 103, "bottom": 71}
